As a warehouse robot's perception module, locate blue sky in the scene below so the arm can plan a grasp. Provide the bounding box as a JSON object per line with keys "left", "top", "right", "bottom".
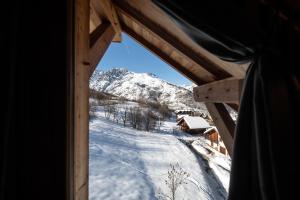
{"left": 96, "top": 33, "right": 192, "bottom": 86}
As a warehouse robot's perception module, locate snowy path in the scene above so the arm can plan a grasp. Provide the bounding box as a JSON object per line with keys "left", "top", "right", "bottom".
{"left": 89, "top": 116, "right": 227, "bottom": 200}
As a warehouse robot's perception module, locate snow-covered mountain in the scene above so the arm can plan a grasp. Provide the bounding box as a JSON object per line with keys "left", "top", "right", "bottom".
{"left": 181, "top": 83, "right": 197, "bottom": 92}
{"left": 90, "top": 68, "right": 206, "bottom": 111}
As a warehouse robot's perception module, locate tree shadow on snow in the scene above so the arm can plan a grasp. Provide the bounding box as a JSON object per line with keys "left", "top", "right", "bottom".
{"left": 89, "top": 125, "right": 157, "bottom": 200}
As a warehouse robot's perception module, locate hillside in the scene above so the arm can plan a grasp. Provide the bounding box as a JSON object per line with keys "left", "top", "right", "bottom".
{"left": 90, "top": 68, "right": 206, "bottom": 112}
{"left": 89, "top": 104, "right": 230, "bottom": 200}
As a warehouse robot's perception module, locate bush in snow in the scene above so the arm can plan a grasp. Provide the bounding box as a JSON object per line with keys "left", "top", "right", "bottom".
{"left": 120, "top": 106, "right": 129, "bottom": 127}
{"left": 89, "top": 104, "right": 97, "bottom": 120}
{"left": 137, "top": 98, "right": 147, "bottom": 107}
{"left": 129, "top": 107, "right": 142, "bottom": 129}
{"left": 144, "top": 109, "right": 158, "bottom": 132}
{"left": 103, "top": 104, "right": 111, "bottom": 119}
{"left": 158, "top": 103, "right": 172, "bottom": 120}
{"left": 111, "top": 106, "right": 119, "bottom": 122}
{"left": 103, "top": 104, "right": 114, "bottom": 119}
{"left": 157, "top": 163, "right": 190, "bottom": 200}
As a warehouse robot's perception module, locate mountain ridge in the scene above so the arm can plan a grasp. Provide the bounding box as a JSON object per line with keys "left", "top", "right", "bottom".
{"left": 90, "top": 68, "right": 206, "bottom": 112}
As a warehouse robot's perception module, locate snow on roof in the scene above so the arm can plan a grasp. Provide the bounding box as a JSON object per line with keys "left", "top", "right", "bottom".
{"left": 204, "top": 126, "right": 218, "bottom": 134}
{"left": 180, "top": 116, "right": 210, "bottom": 129}
{"left": 177, "top": 114, "right": 189, "bottom": 119}
{"left": 175, "top": 109, "right": 193, "bottom": 113}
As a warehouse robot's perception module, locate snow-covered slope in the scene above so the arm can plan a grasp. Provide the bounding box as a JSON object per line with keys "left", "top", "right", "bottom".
{"left": 90, "top": 68, "right": 206, "bottom": 111}
{"left": 89, "top": 107, "right": 229, "bottom": 200}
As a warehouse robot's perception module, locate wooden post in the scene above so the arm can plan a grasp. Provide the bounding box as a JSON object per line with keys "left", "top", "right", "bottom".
{"left": 74, "top": 0, "right": 89, "bottom": 199}
{"left": 74, "top": 1, "right": 115, "bottom": 199}
{"left": 205, "top": 103, "right": 235, "bottom": 157}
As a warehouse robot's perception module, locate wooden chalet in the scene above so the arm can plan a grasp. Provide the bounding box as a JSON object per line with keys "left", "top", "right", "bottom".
{"left": 204, "top": 127, "right": 228, "bottom": 155}
{"left": 175, "top": 110, "right": 195, "bottom": 122}
{"left": 177, "top": 116, "right": 210, "bottom": 134}
{"left": 175, "top": 110, "right": 195, "bottom": 116}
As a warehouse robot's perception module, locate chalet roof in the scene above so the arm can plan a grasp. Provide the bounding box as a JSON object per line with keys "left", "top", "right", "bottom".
{"left": 175, "top": 110, "right": 193, "bottom": 113}
{"left": 204, "top": 126, "right": 218, "bottom": 135}
{"left": 176, "top": 114, "right": 189, "bottom": 120}
{"left": 178, "top": 116, "right": 210, "bottom": 129}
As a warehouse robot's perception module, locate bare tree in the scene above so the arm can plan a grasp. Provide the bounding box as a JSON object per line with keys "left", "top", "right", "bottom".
{"left": 129, "top": 107, "right": 142, "bottom": 129}
{"left": 119, "top": 96, "right": 127, "bottom": 104}
{"left": 157, "top": 163, "right": 190, "bottom": 200}
{"left": 144, "top": 110, "right": 158, "bottom": 132}
{"left": 158, "top": 103, "right": 172, "bottom": 120}
{"left": 89, "top": 104, "right": 97, "bottom": 120}
{"left": 137, "top": 98, "right": 147, "bottom": 107}
{"left": 103, "top": 104, "right": 111, "bottom": 119}
{"left": 120, "top": 106, "right": 128, "bottom": 127}
{"left": 112, "top": 105, "right": 119, "bottom": 122}
{"left": 136, "top": 110, "right": 143, "bottom": 130}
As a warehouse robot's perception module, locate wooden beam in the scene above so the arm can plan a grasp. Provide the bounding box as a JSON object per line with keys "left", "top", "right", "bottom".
{"left": 74, "top": 0, "right": 90, "bottom": 199}
{"left": 205, "top": 103, "right": 235, "bottom": 157}
{"left": 90, "top": 4, "right": 102, "bottom": 33}
{"left": 193, "top": 78, "right": 244, "bottom": 104}
{"left": 89, "top": 22, "right": 115, "bottom": 77}
{"left": 99, "top": 0, "right": 122, "bottom": 42}
{"left": 122, "top": 24, "right": 205, "bottom": 85}
{"left": 114, "top": 1, "right": 231, "bottom": 80}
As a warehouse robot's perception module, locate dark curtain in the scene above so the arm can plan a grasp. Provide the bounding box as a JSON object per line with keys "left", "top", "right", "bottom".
{"left": 153, "top": 0, "right": 300, "bottom": 199}
{"left": 0, "top": 1, "right": 72, "bottom": 200}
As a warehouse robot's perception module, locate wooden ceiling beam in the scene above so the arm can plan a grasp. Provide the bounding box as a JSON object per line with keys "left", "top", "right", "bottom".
{"left": 193, "top": 78, "right": 244, "bottom": 104}
{"left": 114, "top": 0, "right": 232, "bottom": 80}
{"left": 99, "top": 0, "right": 122, "bottom": 42}
{"left": 89, "top": 22, "right": 115, "bottom": 77}
{"left": 122, "top": 24, "right": 206, "bottom": 85}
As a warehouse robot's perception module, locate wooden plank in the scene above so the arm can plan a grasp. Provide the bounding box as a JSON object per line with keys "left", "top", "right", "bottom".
{"left": 114, "top": 0, "right": 231, "bottom": 80}
{"left": 205, "top": 103, "right": 235, "bottom": 157}
{"left": 89, "top": 22, "right": 115, "bottom": 76}
{"left": 74, "top": 0, "right": 90, "bottom": 199}
{"left": 90, "top": 4, "right": 102, "bottom": 33}
{"left": 99, "top": 0, "right": 122, "bottom": 42}
{"left": 122, "top": 24, "right": 205, "bottom": 85}
{"left": 193, "top": 78, "right": 244, "bottom": 104}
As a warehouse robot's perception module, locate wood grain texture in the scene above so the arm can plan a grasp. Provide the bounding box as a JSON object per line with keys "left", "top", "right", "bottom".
{"left": 89, "top": 22, "right": 115, "bottom": 76}
{"left": 99, "top": 0, "right": 122, "bottom": 42}
{"left": 194, "top": 78, "right": 244, "bottom": 104}
{"left": 74, "top": 0, "right": 90, "bottom": 199}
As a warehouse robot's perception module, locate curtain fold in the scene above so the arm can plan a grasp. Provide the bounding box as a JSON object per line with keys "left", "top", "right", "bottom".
{"left": 229, "top": 51, "right": 300, "bottom": 199}
{"left": 152, "top": 0, "right": 262, "bottom": 63}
